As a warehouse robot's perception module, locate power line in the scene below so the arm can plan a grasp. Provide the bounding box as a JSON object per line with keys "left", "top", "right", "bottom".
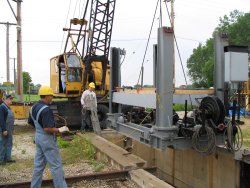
{"left": 60, "top": 0, "right": 72, "bottom": 53}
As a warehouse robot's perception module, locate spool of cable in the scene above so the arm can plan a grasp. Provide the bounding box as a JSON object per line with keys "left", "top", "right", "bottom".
{"left": 224, "top": 121, "right": 243, "bottom": 151}
{"left": 192, "top": 125, "right": 216, "bottom": 154}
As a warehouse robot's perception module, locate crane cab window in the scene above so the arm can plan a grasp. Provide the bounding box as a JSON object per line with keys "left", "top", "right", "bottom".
{"left": 66, "top": 54, "right": 82, "bottom": 82}
{"left": 68, "top": 68, "right": 82, "bottom": 82}
{"left": 67, "top": 54, "right": 81, "bottom": 68}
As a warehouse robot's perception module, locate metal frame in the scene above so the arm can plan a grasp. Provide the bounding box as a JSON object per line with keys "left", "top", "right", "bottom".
{"left": 107, "top": 27, "right": 189, "bottom": 150}
{"left": 87, "top": 0, "right": 116, "bottom": 58}
{"left": 107, "top": 29, "right": 232, "bottom": 150}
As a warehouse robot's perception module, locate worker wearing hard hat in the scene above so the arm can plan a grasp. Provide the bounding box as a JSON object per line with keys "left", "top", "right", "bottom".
{"left": 28, "top": 86, "right": 68, "bottom": 188}
{"left": 80, "top": 82, "right": 97, "bottom": 131}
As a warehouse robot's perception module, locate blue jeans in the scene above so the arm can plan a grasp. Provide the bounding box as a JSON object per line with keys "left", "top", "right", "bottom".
{"left": 0, "top": 135, "right": 8, "bottom": 163}
{"left": 6, "top": 133, "right": 13, "bottom": 161}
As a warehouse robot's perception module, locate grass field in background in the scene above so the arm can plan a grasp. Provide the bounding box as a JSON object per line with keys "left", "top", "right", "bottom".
{"left": 173, "top": 103, "right": 193, "bottom": 111}
{"left": 23, "top": 94, "right": 40, "bottom": 102}
{"left": 13, "top": 94, "right": 67, "bottom": 102}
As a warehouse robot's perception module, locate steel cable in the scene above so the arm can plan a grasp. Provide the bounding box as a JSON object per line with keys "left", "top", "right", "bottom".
{"left": 136, "top": 0, "right": 160, "bottom": 87}
{"left": 60, "top": 0, "right": 73, "bottom": 53}
{"left": 164, "top": 1, "right": 193, "bottom": 108}
{"left": 224, "top": 121, "right": 243, "bottom": 152}
{"left": 192, "top": 125, "right": 216, "bottom": 154}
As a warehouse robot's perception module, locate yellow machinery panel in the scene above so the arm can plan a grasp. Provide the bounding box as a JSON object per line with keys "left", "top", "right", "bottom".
{"left": 10, "top": 103, "right": 32, "bottom": 119}
{"left": 50, "top": 56, "right": 60, "bottom": 94}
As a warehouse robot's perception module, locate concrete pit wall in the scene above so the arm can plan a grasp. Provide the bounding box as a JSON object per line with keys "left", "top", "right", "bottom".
{"left": 102, "top": 133, "right": 240, "bottom": 188}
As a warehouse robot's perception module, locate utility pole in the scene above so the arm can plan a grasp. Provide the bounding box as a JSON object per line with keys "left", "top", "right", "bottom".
{"left": 13, "top": 58, "right": 16, "bottom": 93}
{"left": 7, "top": 0, "right": 23, "bottom": 101}
{"left": 10, "top": 58, "right": 17, "bottom": 93}
{"left": 16, "top": 0, "right": 23, "bottom": 101}
{"left": 0, "top": 22, "right": 16, "bottom": 82}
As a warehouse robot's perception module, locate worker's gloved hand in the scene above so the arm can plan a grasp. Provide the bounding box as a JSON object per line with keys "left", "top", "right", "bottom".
{"left": 58, "top": 126, "right": 69, "bottom": 133}
{"left": 2, "top": 131, "right": 8, "bottom": 136}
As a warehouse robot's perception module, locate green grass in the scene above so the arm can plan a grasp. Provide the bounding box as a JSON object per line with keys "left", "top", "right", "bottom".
{"left": 243, "top": 140, "right": 250, "bottom": 148}
{"left": 89, "top": 160, "right": 105, "bottom": 172}
{"left": 60, "top": 136, "right": 96, "bottom": 164}
{"left": 243, "top": 128, "right": 250, "bottom": 147}
{"left": 173, "top": 104, "right": 193, "bottom": 111}
{"left": 57, "top": 137, "right": 71, "bottom": 148}
{"left": 242, "top": 129, "right": 250, "bottom": 140}
{"left": 13, "top": 94, "right": 67, "bottom": 102}
{"left": 59, "top": 135, "right": 104, "bottom": 171}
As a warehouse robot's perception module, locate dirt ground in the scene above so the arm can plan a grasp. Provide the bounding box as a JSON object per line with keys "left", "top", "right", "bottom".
{"left": 0, "top": 124, "right": 139, "bottom": 188}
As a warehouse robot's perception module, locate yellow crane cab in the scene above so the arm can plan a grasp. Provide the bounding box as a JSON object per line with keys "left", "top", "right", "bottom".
{"left": 50, "top": 52, "right": 83, "bottom": 98}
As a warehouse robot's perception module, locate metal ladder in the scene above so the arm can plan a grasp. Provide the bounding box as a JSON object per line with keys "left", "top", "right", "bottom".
{"left": 90, "top": 109, "right": 101, "bottom": 135}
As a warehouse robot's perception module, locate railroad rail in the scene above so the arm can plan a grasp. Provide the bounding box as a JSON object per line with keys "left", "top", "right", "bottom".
{"left": 0, "top": 166, "right": 156, "bottom": 188}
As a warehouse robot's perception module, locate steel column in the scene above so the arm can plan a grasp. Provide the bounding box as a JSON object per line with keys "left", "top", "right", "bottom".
{"left": 213, "top": 32, "right": 228, "bottom": 102}
{"left": 156, "top": 27, "right": 174, "bottom": 128}
{"left": 109, "top": 47, "right": 121, "bottom": 113}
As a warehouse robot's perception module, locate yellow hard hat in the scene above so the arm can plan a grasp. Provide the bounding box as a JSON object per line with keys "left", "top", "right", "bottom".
{"left": 89, "top": 82, "right": 95, "bottom": 88}
{"left": 38, "top": 86, "right": 54, "bottom": 96}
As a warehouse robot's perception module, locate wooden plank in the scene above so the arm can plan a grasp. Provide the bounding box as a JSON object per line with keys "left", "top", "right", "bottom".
{"left": 130, "top": 169, "right": 175, "bottom": 188}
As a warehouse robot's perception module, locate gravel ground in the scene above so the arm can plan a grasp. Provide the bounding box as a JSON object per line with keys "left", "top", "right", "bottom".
{"left": 70, "top": 178, "right": 139, "bottom": 188}
{"left": 0, "top": 125, "right": 138, "bottom": 188}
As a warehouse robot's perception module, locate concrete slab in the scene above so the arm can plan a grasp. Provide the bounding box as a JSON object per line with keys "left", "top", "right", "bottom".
{"left": 129, "top": 169, "right": 174, "bottom": 188}
{"left": 80, "top": 133, "right": 147, "bottom": 169}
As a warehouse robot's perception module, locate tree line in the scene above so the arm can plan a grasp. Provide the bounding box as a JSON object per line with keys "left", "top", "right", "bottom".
{"left": 23, "top": 71, "right": 41, "bottom": 94}
{"left": 187, "top": 10, "right": 250, "bottom": 88}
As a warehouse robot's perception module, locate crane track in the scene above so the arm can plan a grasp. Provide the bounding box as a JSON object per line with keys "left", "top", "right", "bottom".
{"left": 0, "top": 167, "right": 156, "bottom": 188}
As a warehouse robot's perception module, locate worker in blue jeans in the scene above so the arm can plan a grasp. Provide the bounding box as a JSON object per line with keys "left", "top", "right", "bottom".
{"left": 28, "top": 86, "right": 69, "bottom": 188}
{"left": 0, "top": 94, "right": 14, "bottom": 165}
{"left": 6, "top": 99, "right": 15, "bottom": 163}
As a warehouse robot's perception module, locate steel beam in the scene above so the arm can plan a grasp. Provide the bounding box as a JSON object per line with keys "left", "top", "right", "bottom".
{"left": 112, "top": 92, "right": 209, "bottom": 108}
{"left": 107, "top": 113, "right": 192, "bottom": 149}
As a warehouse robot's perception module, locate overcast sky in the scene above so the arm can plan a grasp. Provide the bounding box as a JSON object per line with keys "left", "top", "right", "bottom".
{"left": 0, "top": 0, "right": 249, "bottom": 87}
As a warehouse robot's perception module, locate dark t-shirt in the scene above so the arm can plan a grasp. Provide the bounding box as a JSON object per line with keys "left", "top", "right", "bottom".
{"left": 0, "top": 102, "right": 9, "bottom": 132}
{"left": 28, "top": 101, "right": 55, "bottom": 128}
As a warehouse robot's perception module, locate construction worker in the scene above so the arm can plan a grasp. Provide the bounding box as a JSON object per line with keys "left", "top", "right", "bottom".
{"left": 80, "top": 82, "right": 97, "bottom": 131}
{"left": 6, "top": 94, "right": 15, "bottom": 163}
{"left": 0, "top": 94, "right": 14, "bottom": 165}
{"left": 28, "top": 86, "right": 69, "bottom": 188}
